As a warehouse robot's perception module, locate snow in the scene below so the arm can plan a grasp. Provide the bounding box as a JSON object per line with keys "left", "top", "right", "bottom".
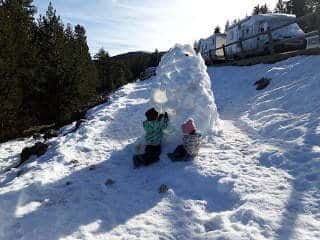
{"left": 151, "top": 44, "right": 220, "bottom": 144}
{"left": 0, "top": 54, "right": 319, "bottom": 239}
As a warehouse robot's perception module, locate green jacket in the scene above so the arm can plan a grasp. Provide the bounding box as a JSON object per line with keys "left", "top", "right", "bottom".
{"left": 143, "top": 117, "right": 168, "bottom": 145}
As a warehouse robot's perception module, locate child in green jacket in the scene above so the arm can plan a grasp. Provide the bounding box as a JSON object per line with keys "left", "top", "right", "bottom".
{"left": 133, "top": 108, "right": 169, "bottom": 168}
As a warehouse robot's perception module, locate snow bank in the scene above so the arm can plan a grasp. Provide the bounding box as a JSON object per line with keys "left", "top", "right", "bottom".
{"left": 151, "top": 44, "right": 220, "bottom": 142}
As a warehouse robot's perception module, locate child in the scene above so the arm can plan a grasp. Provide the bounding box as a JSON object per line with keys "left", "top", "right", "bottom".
{"left": 167, "top": 118, "right": 202, "bottom": 161}
{"left": 133, "top": 108, "right": 169, "bottom": 168}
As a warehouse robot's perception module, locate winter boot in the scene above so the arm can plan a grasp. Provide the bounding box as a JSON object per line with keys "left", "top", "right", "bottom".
{"left": 167, "top": 153, "right": 182, "bottom": 162}
{"left": 133, "top": 155, "right": 144, "bottom": 168}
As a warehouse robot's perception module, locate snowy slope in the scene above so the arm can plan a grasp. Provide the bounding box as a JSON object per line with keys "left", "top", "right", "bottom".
{"left": 208, "top": 55, "right": 320, "bottom": 239}
{"left": 0, "top": 54, "right": 319, "bottom": 240}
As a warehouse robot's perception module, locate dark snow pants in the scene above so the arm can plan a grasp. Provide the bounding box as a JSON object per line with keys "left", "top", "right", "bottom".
{"left": 136, "top": 144, "right": 161, "bottom": 166}
{"left": 143, "top": 145, "right": 161, "bottom": 165}
{"left": 167, "top": 145, "right": 190, "bottom": 161}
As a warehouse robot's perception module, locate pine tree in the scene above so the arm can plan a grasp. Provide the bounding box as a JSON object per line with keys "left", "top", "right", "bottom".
{"left": 253, "top": 4, "right": 261, "bottom": 15}
{"left": 0, "top": 0, "right": 37, "bottom": 138}
{"left": 274, "top": 0, "right": 287, "bottom": 13}
{"left": 94, "top": 48, "right": 112, "bottom": 92}
{"left": 35, "top": 2, "right": 66, "bottom": 122}
{"left": 305, "top": 0, "right": 320, "bottom": 13}
{"left": 224, "top": 20, "right": 230, "bottom": 32}
{"left": 149, "top": 49, "right": 160, "bottom": 67}
{"left": 94, "top": 48, "right": 110, "bottom": 62}
{"left": 214, "top": 26, "right": 221, "bottom": 34}
{"left": 253, "top": 3, "right": 270, "bottom": 15}
{"left": 286, "top": 0, "right": 307, "bottom": 16}
{"left": 72, "top": 24, "right": 97, "bottom": 107}
{"left": 261, "top": 4, "right": 270, "bottom": 13}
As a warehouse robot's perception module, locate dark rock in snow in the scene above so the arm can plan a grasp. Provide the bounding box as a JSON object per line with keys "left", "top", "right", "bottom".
{"left": 66, "top": 181, "right": 73, "bottom": 186}
{"left": 20, "top": 142, "right": 48, "bottom": 166}
{"left": 32, "top": 133, "right": 42, "bottom": 140}
{"left": 105, "top": 179, "right": 115, "bottom": 186}
{"left": 16, "top": 169, "right": 24, "bottom": 177}
{"left": 89, "top": 165, "right": 96, "bottom": 171}
{"left": 43, "top": 129, "right": 59, "bottom": 140}
{"left": 254, "top": 78, "right": 270, "bottom": 90}
{"left": 70, "top": 159, "right": 80, "bottom": 166}
{"left": 159, "top": 184, "right": 169, "bottom": 193}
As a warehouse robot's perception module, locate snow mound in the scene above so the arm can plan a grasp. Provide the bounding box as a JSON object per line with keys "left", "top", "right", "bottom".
{"left": 151, "top": 44, "right": 220, "bottom": 141}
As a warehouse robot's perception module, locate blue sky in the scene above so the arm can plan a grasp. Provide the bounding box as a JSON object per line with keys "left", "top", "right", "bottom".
{"left": 34, "top": 0, "right": 278, "bottom": 56}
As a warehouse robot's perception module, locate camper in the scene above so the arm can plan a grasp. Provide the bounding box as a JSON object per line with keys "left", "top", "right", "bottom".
{"left": 197, "top": 33, "right": 226, "bottom": 64}
{"left": 226, "top": 14, "right": 306, "bottom": 59}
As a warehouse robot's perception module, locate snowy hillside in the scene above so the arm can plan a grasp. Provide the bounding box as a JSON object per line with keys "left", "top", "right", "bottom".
{"left": 0, "top": 53, "right": 320, "bottom": 240}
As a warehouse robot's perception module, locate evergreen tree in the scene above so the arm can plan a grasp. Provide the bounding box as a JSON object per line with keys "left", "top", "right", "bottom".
{"left": 286, "top": 0, "right": 307, "bottom": 16}
{"left": 274, "top": 0, "right": 287, "bottom": 13}
{"left": 0, "top": 0, "right": 37, "bottom": 137}
{"left": 214, "top": 25, "right": 221, "bottom": 34}
{"left": 224, "top": 20, "right": 230, "bottom": 32}
{"left": 305, "top": 0, "right": 320, "bottom": 13}
{"left": 149, "top": 49, "right": 161, "bottom": 66}
{"left": 261, "top": 4, "right": 270, "bottom": 13}
{"left": 94, "top": 48, "right": 110, "bottom": 62}
{"left": 108, "top": 62, "right": 132, "bottom": 90}
{"left": 253, "top": 3, "right": 270, "bottom": 14}
{"left": 35, "top": 2, "right": 66, "bottom": 122}
{"left": 94, "top": 48, "right": 112, "bottom": 92}
{"left": 0, "top": 0, "right": 147, "bottom": 140}
{"left": 253, "top": 4, "right": 261, "bottom": 15}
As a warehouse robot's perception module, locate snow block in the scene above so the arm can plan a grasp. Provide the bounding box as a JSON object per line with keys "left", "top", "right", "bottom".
{"left": 151, "top": 44, "right": 220, "bottom": 143}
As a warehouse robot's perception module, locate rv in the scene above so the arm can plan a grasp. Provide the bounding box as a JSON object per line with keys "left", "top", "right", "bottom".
{"left": 226, "top": 14, "right": 306, "bottom": 59}
{"left": 197, "top": 33, "right": 226, "bottom": 64}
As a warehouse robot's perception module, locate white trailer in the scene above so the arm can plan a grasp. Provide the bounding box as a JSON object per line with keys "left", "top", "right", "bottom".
{"left": 226, "top": 14, "right": 306, "bottom": 58}
{"left": 197, "top": 33, "right": 226, "bottom": 63}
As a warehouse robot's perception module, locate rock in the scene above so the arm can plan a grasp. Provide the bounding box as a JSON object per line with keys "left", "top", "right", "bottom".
{"left": 20, "top": 142, "right": 48, "bottom": 166}
{"left": 16, "top": 169, "right": 24, "bottom": 177}
{"left": 65, "top": 181, "right": 72, "bottom": 186}
{"left": 32, "top": 133, "right": 42, "bottom": 140}
{"left": 70, "top": 159, "right": 80, "bottom": 166}
{"left": 105, "top": 179, "right": 115, "bottom": 186}
{"left": 89, "top": 165, "right": 96, "bottom": 171}
{"left": 43, "top": 129, "right": 59, "bottom": 140}
{"left": 159, "top": 184, "right": 169, "bottom": 193}
{"left": 74, "top": 119, "right": 86, "bottom": 130}
{"left": 254, "top": 77, "right": 270, "bottom": 90}
{"left": 71, "top": 109, "right": 86, "bottom": 123}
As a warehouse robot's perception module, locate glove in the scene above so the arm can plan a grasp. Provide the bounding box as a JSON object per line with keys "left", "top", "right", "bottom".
{"left": 164, "top": 112, "right": 169, "bottom": 120}
{"left": 158, "top": 114, "right": 164, "bottom": 121}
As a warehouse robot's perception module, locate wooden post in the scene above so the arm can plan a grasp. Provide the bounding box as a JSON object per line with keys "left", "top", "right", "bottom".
{"left": 222, "top": 44, "right": 227, "bottom": 60}
{"left": 208, "top": 49, "right": 214, "bottom": 65}
{"left": 267, "top": 27, "right": 275, "bottom": 55}
{"left": 238, "top": 38, "right": 245, "bottom": 59}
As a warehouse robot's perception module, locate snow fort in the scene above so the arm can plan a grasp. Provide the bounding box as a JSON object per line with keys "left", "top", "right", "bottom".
{"left": 151, "top": 44, "right": 220, "bottom": 143}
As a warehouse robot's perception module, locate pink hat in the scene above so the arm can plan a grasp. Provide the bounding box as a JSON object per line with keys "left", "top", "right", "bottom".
{"left": 181, "top": 118, "right": 196, "bottom": 134}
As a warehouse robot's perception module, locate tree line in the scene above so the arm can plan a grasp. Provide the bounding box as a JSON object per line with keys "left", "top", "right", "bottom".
{"left": 0, "top": 0, "right": 161, "bottom": 142}
{"left": 253, "top": 0, "right": 320, "bottom": 32}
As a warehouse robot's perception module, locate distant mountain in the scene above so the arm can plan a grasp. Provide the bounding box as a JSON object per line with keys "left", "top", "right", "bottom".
{"left": 111, "top": 51, "right": 152, "bottom": 60}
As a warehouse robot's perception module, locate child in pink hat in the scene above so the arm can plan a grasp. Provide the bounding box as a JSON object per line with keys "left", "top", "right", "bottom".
{"left": 167, "top": 118, "right": 202, "bottom": 161}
